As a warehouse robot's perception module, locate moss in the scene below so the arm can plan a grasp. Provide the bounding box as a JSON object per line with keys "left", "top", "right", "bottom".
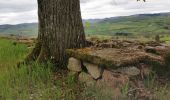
{"left": 66, "top": 48, "right": 164, "bottom": 70}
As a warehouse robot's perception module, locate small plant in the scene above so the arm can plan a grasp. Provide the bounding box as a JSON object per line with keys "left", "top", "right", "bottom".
{"left": 155, "top": 35, "right": 160, "bottom": 42}
{"left": 143, "top": 71, "right": 157, "bottom": 89}
{"left": 120, "top": 81, "right": 130, "bottom": 97}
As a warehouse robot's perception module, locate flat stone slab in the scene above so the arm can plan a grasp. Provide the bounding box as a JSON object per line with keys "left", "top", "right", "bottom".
{"left": 66, "top": 48, "right": 164, "bottom": 70}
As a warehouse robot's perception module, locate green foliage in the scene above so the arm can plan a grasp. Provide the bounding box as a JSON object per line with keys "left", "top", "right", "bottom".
{"left": 120, "top": 82, "right": 130, "bottom": 97}
{"left": 85, "top": 21, "right": 91, "bottom": 28}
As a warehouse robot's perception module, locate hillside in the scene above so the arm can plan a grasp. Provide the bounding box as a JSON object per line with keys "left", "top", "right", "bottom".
{"left": 0, "top": 12, "right": 170, "bottom": 37}
{"left": 85, "top": 13, "right": 170, "bottom": 36}
{"left": 0, "top": 23, "right": 38, "bottom": 37}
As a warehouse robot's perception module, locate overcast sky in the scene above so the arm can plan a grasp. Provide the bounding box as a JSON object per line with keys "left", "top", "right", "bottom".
{"left": 0, "top": 0, "right": 170, "bottom": 25}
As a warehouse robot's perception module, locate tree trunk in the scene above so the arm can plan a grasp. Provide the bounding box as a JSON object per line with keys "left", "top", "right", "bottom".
{"left": 26, "top": 0, "right": 86, "bottom": 68}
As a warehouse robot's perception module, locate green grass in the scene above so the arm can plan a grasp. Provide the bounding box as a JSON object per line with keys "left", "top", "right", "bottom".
{"left": 1, "top": 38, "right": 170, "bottom": 99}
{"left": 0, "top": 38, "right": 29, "bottom": 71}
{"left": 0, "top": 38, "right": 81, "bottom": 99}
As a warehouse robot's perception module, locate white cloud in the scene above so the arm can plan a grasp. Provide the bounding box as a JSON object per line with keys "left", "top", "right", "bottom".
{"left": 81, "top": 0, "right": 170, "bottom": 19}
{"left": 0, "top": 0, "right": 170, "bottom": 24}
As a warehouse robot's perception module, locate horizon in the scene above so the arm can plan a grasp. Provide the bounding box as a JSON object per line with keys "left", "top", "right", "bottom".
{"left": 0, "top": 0, "right": 170, "bottom": 25}
{"left": 0, "top": 12, "right": 170, "bottom": 25}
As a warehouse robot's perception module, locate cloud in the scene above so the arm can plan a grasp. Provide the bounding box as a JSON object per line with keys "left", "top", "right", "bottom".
{"left": 0, "top": 0, "right": 37, "bottom": 13}
{"left": 81, "top": 0, "right": 170, "bottom": 19}
{"left": 0, "top": 0, "right": 170, "bottom": 24}
{"left": 80, "top": 0, "right": 91, "bottom": 3}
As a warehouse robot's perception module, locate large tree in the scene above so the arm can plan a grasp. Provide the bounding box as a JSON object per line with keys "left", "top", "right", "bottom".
{"left": 25, "top": 0, "right": 86, "bottom": 67}
{"left": 24, "top": 0, "right": 145, "bottom": 68}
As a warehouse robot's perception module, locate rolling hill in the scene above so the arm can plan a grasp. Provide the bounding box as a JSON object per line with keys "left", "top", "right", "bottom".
{"left": 0, "top": 23, "right": 38, "bottom": 37}
{"left": 85, "top": 13, "right": 170, "bottom": 36}
{"left": 0, "top": 12, "right": 170, "bottom": 37}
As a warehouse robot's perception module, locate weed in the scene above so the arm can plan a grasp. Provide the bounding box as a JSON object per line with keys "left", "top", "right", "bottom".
{"left": 143, "top": 72, "right": 157, "bottom": 89}
{"left": 120, "top": 81, "right": 130, "bottom": 97}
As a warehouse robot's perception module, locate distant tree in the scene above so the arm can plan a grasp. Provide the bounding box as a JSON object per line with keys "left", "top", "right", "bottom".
{"left": 25, "top": 0, "right": 86, "bottom": 68}
{"left": 85, "top": 21, "right": 91, "bottom": 28}
{"left": 155, "top": 35, "right": 160, "bottom": 42}
{"left": 137, "top": 0, "right": 146, "bottom": 2}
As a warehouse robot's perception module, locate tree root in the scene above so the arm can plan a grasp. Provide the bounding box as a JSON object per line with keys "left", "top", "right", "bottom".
{"left": 25, "top": 42, "right": 42, "bottom": 62}
{"left": 36, "top": 46, "right": 50, "bottom": 63}
{"left": 17, "top": 42, "right": 49, "bottom": 68}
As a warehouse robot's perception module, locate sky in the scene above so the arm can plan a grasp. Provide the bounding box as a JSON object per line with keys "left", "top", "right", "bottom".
{"left": 0, "top": 0, "right": 170, "bottom": 25}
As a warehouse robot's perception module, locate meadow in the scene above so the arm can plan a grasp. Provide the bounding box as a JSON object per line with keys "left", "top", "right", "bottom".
{"left": 1, "top": 37, "right": 170, "bottom": 99}
{"left": 0, "top": 38, "right": 118, "bottom": 100}
{"left": 85, "top": 13, "right": 170, "bottom": 37}
{"left": 1, "top": 13, "right": 170, "bottom": 99}
{"left": 0, "top": 38, "right": 82, "bottom": 99}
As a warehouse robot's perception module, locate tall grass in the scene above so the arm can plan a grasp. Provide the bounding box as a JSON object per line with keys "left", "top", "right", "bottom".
{"left": 0, "top": 63, "right": 61, "bottom": 99}
{"left": 0, "top": 38, "right": 28, "bottom": 70}
{"left": 0, "top": 38, "right": 79, "bottom": 99}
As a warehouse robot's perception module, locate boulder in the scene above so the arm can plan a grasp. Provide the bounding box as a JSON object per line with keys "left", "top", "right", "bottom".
{"left": 67, "top": 57, "right": 82, "bottom": 72}
{"left": 83, "top": 62, "right": 103, "bottom": 79}
{"left": 145, "top": 46, "right": 157, "bottom": 54}
{"left": 139, "top": 63, "right": 152, "bottom": 78}
{"left": 78, "top": 72, "right": 96, "bottom": 86}
{"left": 97, "top": 70, "right": 129, "bottom": 88}
{"left": 145, "top": 45, "right": 167, "bottom": 55}
{"left": 113, "top": 67, "right": 140, "bottom": 77}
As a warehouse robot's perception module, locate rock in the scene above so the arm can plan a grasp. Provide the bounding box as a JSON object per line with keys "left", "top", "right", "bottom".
{"left": 83, "top": 62, "right": 103, "bottom": 79}
{"left": 145, "top": 46, "right": 168, "bottom": 55}
{"left": 98, "top": 42, "right": 118, "bottom": 48}
{"left": 66, "top": 48, "right": 163, "bottom": 70}
{"left": 139, "top": 63, "right": 151, "bottom": 78}
{"left": 68, "top": 71, "right": 79, "bottom": 77}
{"left": 113, "top": 67, "right": 140, "bottom": 77}
{"left": 123, "top": 42, "right": 131, "bottom": 47}
{"left": 97, "top": 70, "right": 129, "bottom": 89}
{"left": 67, "top": 57, "right": 82, "bottom": 72}
{"left": 145, "top": 46, "right": 157, "bottom": 54}
{"left": 155, "top": 46, "right": 166, "bottom": 50}
{"left": 78, "top": 72, "right": 96, "bottom": 86}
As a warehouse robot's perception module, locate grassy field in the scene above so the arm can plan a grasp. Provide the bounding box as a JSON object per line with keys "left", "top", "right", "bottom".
{"left": 85, "top": 13, "right": 170, "bottom": 37}
{"left": 0, "top": 38, "right": 83, "bottom": 99}
{"left": 0, "top": 38, "right": 116, "bottom": 100}
{"left": 1, "top": 38, "right": 170, "bottom": 100}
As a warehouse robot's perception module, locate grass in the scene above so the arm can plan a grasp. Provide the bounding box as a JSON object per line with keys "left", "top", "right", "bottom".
{"left": 0, "top": 38, "right": 81, "bottom": 99}
{"left": 83, "top": 84, "right": 116, "bottom": 100}
{"left": 143, "top": 72, "right": 157, "bottom": 89}
{"left": 1, "top": 37, "right": 170, "bottom": 99}
{"left": 120, "top": 81, "right": 130, "bottom": 97}
{"left": 0, "top": 38, "right": 29, "bottom": 69}
{"left": 155, "top": 85, "right": 170, "bottom": 100}
{"left": 85, "top": 14, "right": 170, "bottom": 36}
{"left": 0, "top": 63, "right": 58, "bottom": 99}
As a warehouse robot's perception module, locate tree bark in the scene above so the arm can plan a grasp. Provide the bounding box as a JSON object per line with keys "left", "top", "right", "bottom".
{"left": 26, "top": 0, "right": 86, "bottom": 68}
